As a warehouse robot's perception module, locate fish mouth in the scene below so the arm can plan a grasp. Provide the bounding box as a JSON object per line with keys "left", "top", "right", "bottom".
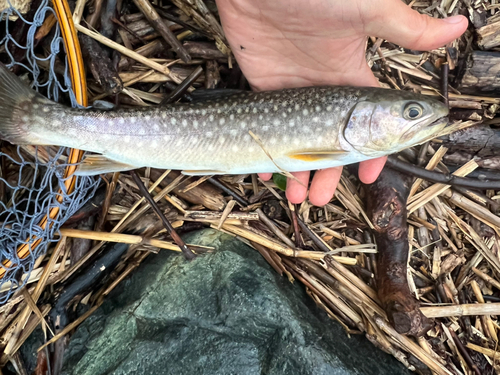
{"left": 400, "top": 116, "right": 448, "bottom": 143}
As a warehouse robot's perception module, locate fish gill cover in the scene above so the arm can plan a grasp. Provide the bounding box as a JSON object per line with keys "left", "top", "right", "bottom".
{"left": 0, "top": 0, "right": 98, "bottom": 304}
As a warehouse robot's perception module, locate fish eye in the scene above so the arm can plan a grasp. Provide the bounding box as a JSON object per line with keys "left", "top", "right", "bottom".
{"left": 403, "top": 103, "right": 424, "bottom": 120}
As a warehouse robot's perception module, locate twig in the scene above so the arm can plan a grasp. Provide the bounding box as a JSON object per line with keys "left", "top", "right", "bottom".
{"left": 130, "top": 171, "right": 196, "bottom": 260}
{"left": 207, "top": 177, "right": 248, "bottom": 206}
{"left": 132, "top": 0, "right": 191, "bottom": 62}
{"left": 160, "top": 65, "right": 203, "bottom": 105}
{"left": 75, "top": 23, "right": 173, "bottom": 77}
{"left": 387, "top": 156, "right": 500, "bottom": 189}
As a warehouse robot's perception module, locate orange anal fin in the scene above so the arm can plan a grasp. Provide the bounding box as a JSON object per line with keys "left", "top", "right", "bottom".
{"left": 287, "top": 150, "right": 348, "bottom": 162}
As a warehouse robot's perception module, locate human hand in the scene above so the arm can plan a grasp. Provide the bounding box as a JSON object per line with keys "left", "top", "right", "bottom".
{"left": 215, "top": 0, "right": 468, "bottom": 206}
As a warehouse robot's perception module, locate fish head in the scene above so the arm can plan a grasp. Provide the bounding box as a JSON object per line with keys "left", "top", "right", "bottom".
{"left": 341, "top": 91, "right": 448, "bottom": 157}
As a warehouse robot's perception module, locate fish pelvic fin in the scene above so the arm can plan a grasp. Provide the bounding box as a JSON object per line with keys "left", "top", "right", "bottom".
{"left": 0, "top": 63, "right": 53, "bottom": 145}
{"left": 75, "top": 155, "right": 137, "bottom": 176}
{"left": 182, "top": 169, "right": 225, "bottom": 176}
{"left": 287, "top": 150, "right": 348, "bottom": 162}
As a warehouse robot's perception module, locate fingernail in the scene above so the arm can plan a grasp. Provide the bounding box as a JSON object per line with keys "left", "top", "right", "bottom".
{"left": 443, "top": 15, "right": 464, "bottom": 24}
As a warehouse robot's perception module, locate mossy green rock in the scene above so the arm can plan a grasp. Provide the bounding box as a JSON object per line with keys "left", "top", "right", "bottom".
{"left": 61, "top": 229, "right": 409, "bottom": 375}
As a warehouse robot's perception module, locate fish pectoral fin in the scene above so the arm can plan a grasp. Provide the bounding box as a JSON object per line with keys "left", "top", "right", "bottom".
{"left": 75, "top": 155, "right": 137, "bottom": 176}
{"left": 287, "top": 150, "right": 348, "bottom": 162}
{"left": 181, "top": 169, "right": 225, "bottom": 176}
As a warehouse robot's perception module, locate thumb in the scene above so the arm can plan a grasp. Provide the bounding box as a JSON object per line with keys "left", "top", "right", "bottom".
{"left": 364, "top": 0, "right": 468, "bottom": 51}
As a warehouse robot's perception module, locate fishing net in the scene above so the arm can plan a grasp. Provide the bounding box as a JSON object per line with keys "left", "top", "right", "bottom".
{"left": 0, "top": 0, "right": 99, "bottom": 304}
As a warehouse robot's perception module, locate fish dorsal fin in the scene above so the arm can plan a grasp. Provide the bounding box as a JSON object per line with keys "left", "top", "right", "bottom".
{"left": 75, "top": 155, "right": 137, "bottom": 176}
{"left": 182, "top": 169, "right": 225, "bottom": 176}
{"left": 189, "top": 89, "right": 246, "bottom": 102}
{"left": 287, "top": 150, "right": 348, "bottom": 162}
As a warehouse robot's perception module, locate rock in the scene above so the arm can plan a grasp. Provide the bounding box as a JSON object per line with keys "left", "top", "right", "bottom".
{"left": 28, "top": 229, "right": 411, "bottom": 375}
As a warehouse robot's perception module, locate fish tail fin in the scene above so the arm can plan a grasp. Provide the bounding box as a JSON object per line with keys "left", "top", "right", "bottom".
{"left": 0, "top": 63, "right": 48, "bottom": 145}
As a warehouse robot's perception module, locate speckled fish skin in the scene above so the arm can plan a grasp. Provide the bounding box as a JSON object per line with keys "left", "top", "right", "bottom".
{"left": 0, "top": 63, "right": 449, "bottom": 176}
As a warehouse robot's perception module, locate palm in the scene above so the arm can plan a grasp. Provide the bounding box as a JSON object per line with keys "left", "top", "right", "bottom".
{"left": 215, "top": 0, "right": 467, "bottom": 205}
{"left": 217, "top": 0, "right": 378, "bottom": 90}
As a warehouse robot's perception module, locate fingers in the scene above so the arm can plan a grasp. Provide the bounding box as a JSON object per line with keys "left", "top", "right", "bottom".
{"left": 309, "top": 167, "right": 343, "bottom": 206}
{"left": 358, "top": 157, "right": 387, "bottom": 184}
{"left": 365, "top": 0, "right": 468, "bottom": 51}
{"left": 285, "top": 171, "right": 310, "bottom": 204}
{"left": 258, "top": 173, "right": 273, "bottom": 181}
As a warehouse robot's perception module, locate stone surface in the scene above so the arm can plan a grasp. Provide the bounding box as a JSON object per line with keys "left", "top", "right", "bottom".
{"left": 52, "top": 229, "right": 410, "bottom": 375}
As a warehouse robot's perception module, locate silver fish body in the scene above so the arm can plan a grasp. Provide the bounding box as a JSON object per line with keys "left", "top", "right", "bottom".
{"left": 0, "top": 64, "right": 448, "bottom": 176}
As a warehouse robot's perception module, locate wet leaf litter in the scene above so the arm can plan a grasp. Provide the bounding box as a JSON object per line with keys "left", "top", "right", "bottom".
{"left": 1, "top": 0, "right": 500, "bottom": 374}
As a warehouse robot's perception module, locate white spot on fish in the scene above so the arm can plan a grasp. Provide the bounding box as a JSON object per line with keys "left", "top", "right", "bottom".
{"left": 53, "top": 120, "right": 62, "bottom": 127}
{"left": 138, "top": 128, "right": 146, "bottom": 135}
{"left": 145, "top": 115, "right": 151, "bottom": 121}
{"left": 220, "top": 118, "right": 226, "bottom": 125}
{"left": 262, "top": 126, "right": 269, "bottom": 131}
{"left": 270, "top": 138, "right": 277, "bottom": 145}
{"left": 295, "top": 104, "right": 300, "bottom": 111}
{"left": 273, "top": 119, "right": 280, "bottom": 126}
{"left": 315, "top": 106, "right": 321, "bottom": 112}
{"left": 264, "top": 108, "right": 269, "bottom": 113}
{"left": 217, "top": 109, "right": 221, "bottom": 114}
{"left": 316, "top": 127, "right": 323, "bottom": 133}
{"left": 245, "top": 108, "right": 249, "bottom": 113}
{"left": 163, "top": 135, "right": 170, "bottom": 141}
{"left": 219, "top": 136, "right": 225, "bottom": 143}
{"left": 209, "top": 114, "right": 214, "bottom": 122}
{"left": 202, "top": 109, "right": 207, "bottom": 115}
{"left": 130, "top": 117, "right": 136, "bottom": 124}
{"left": 325, "top": 119, "right": 334, "bottom": 126}
{"left": 22, "top": 116, "right": 29, "bottom": 122}
{"left": 43, "top": 107, "right": 50, "bottom": 113}
{"left": 303, "top": 109, "right": 309, "bottom": 116}
{"left": 253, "top": 108, "right": 257, "bottom": 114}
{"left": 206, "top": 131, "right": 213, "bottom": 137}
{"left": 293, "top": 138, "right": 300, "bottom": 146}
{"left": 288, "top": 107, "right": 292, "bottom": 113}
{"left": 153, "top": 124, "right": 160, "bottom": 130}
{"left": 312, "top": 117, "right": 319, "bottom": 123}
{"left": 232, "top": 145, "right": 239, "bottom": 152}
{"left": 237, "top": 108, "right": 242, "bottom": 114}
{"left": 289, "top": 120, "right": 295, "bottom": 127}
{"left": 243, "top": 134, "right": 251, "bottom": 141}
{"left": 282, "top": 112, "right": 287, "bottom": 118}
{"left": 162, "top": 112, "right": 167, "bottom": 119}
{"left": 119, "top": 118, "right": 125, "bottom": 124}
{"left": 230, "top": 114, "right": 234, "bottom": 120}
{"left": 282, "top": 101, "right": 288, "bottom": 107}
{"left": 193, "top": 120, "right": 199, "bottom": 128}
{"left": 182, "top": 119, "right": 188, "bottom": 127}
{"left": 230, "top": 129, "right": 238, "bottom": 136}
{"left": 32, "top": 104, "right": 39, "bottom": 109}
{"left": 171, "top": 118, "right": 177, "bottom": 125}
{"left": 259, "top": 115, "right": 263, "bottom": 120}
{"left": 283, "top": 135, "right": 289, "bottom": 143}
{"left": 240, "top": 121, "right": 247, "bottom": 129}
{"left": 326, "top": 105, "right": 333, "bottom": 111}
{"left": 303, "top": 127, "right": 311, "bottom": 133}
{"left": 273, "top": 105, "right": 278, "bottom": 111}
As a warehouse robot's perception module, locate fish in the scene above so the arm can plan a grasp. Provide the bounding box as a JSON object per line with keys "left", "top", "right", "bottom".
{"left": 0, "top": 63, "right": 449, "bottom": 177}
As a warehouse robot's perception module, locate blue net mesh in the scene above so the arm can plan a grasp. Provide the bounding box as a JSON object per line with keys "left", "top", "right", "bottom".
{"left": 0, "top": 0, "right": 99, "bottom": 304}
